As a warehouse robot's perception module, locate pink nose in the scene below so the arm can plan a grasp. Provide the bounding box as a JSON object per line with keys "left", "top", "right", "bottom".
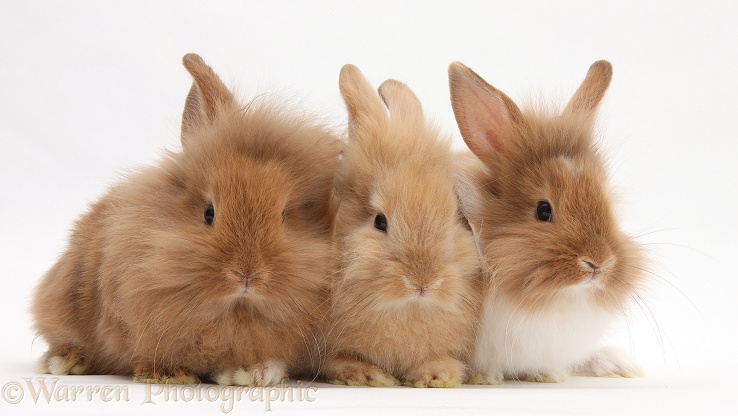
{"left": 582, "top": 260, "right": 599, "bottom": 271}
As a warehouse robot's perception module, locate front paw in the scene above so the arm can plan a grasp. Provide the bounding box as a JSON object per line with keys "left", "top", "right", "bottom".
{"left": 467, "top": 371, "right": 503, "bottom": 385}
{"left": 574, "top": 347, "right": 644, "bottom": 378}
{"left": 405, "top": 357, "right": 465, "bottom": 388}
{"left": 134, "top": 364, "right": 200, "bottom": 384}
{"left": 38, "top": 345, "right": 87, "bottom": 375}
{"left": 522, "top": 372, "right": 568, "bottom": 383}
{"left": 324, "top": 357, "right": 399, "bottom": 387}
{"left": 215, "top": 360, "right": 287, "bottom": 387}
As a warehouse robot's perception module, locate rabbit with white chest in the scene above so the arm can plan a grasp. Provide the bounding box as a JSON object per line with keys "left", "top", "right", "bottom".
{"left": 450, "top": 60, "right": 647, "bottom": 384}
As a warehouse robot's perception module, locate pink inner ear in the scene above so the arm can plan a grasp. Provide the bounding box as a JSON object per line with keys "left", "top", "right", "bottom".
{"left": 471, "top": 124, "right": 503, "bottom": 154}
{"left": 467, "top": 88, "right": 508, "bottom": 154}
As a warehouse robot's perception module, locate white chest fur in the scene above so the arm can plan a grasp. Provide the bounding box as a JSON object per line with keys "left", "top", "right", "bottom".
{"left": 472, "top": 291, "right": 613, "bottom": 382}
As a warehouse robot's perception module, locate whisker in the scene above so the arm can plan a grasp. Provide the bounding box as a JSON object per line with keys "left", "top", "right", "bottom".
{"left": 629, "top": 265, "right": 702, "bottom": 317}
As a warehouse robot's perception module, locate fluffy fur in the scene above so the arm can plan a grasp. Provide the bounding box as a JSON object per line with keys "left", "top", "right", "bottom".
{"left": 31, "top": 53, "right": 342, "bottom": 385}
{"left": 449, "top": 61, "right": 646, "bottom": 384}
{"left": 321, "top": 65, "right": 481, "bottom": 388}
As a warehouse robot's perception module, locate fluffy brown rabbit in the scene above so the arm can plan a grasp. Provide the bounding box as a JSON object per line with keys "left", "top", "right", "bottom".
{"left": 321, "top": 65, "right": 481, "bottom": 388}
{"left": 31, "top": 53, "right": 342, "bottom": 385}
{"left": 449, "top": 60, "right": 647, "bottom": 384}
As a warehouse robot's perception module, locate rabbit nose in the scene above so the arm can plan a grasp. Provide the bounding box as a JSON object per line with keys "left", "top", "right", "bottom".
{"left": 580, "top": 260, "right": 604, "bottom": 281}
{"left": 581, "top": 260, "right": 600, "bottom": 271}
{"left": 414, "top": 284, "right": 429, "bottom": 297}
{"left": 580, "top": 253, "right": 615, "bottom": 272}
{"left": 234, "top": 271, "right": 259, "bottom": 284}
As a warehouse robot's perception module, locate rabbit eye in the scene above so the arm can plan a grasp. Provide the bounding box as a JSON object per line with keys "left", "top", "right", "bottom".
{"left": 204, "top": 204, "right": 215, "bottom": 225}
{"left": 374, "top": 214, "right": 388, "bottom": 232}
{"left": 536, "top": 201, "right": 553, "bottom": 222}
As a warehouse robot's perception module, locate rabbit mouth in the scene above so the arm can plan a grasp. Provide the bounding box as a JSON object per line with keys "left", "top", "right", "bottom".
{"left": 581, "top": 273, "right": 603, "bottom": 288}
{"left": 402, "top": 276, "right": 444, "bottom": 300}
{"left": 232, "top": 271, "right": 262, "bottom": 295}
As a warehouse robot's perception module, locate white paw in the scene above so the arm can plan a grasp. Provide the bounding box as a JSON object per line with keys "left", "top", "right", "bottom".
{"left": 35, "top": 358, "right": 50, "bottom": 374}
{"left": 258, "top": 360, "right": 288, "bottom": 385}
{"left": 46, "top": 355, "right": 84, "bottom": 375}
{"left": 48, "top": 356, "right": 66, "bottom": 375}
{"left": 574, "top": 347, "right": 644, "bottom": 378}
{"left": 216, "top": 360, "right": 287, "bottom": 387}
{"left": 213, "top": 369, "right": 235, "bottom": 386}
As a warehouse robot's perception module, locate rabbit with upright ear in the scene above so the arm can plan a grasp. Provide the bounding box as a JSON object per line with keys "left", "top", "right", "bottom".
{"left": 31, "top": 53, "right": 342, "bottom": 385}
{"left": 321, "top": 65, "right": 481, "bottom": 388}
{"left": 449, "top": 61, "right": 646, "bottom": 384}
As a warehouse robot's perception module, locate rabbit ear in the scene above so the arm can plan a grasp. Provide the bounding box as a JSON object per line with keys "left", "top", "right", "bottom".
{"left": 339, "top": 64, "right": 388, "bottom": 132}
{"left": 448, "top": 62, "right": 522, "bottom": 161}
{"left": 377, "top": 79, "right": 424, "bottom": 127}
{"left": 563, "top": 60, "right": 612, "bottom": 116}
{"left": 180, "top": 53, "right": 237, "bottom": 149}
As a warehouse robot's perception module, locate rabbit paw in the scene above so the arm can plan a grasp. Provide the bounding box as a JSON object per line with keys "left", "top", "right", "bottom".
{"left": 134, "top": 364, "right": 200, "bottom": 384}
{"left": 574, "top": 347, "right": 644, "bottom": 378}
{"left": 522, "top": 372, "right": 568, "bottom": 383}
{"left": 405, "top": 357, "right": 465, "bottom": 388}
{"left": 467, "top": 371, "right": 503, "bottom": 385}
{"left": 326, "top": 358, "right": 399, "bottom": 387}
{"left": 37, "top": 346, "right": 87, "bottom": 375}
{"left": 215, "top": 360, "right": 287, "bottom": 387}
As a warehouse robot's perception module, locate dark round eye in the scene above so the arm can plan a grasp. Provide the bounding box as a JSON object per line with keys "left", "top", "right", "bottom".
{"left": 204, "top": 204, "right": 215, "bottom": 225}
{"left": 374, "top": 213, "right": 387, "bottom": 232}
{"left": 536, "top": 201, "right": 553, "bottom": 222}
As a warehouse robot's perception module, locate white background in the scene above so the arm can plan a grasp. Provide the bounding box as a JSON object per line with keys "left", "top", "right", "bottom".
{"left": 1, "top": 1, "right": 736, "bottom": 415}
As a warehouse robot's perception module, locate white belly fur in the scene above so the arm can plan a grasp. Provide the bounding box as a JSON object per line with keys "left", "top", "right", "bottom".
{"left": 472, "top": 291, "right": 612, "bottom": 381}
